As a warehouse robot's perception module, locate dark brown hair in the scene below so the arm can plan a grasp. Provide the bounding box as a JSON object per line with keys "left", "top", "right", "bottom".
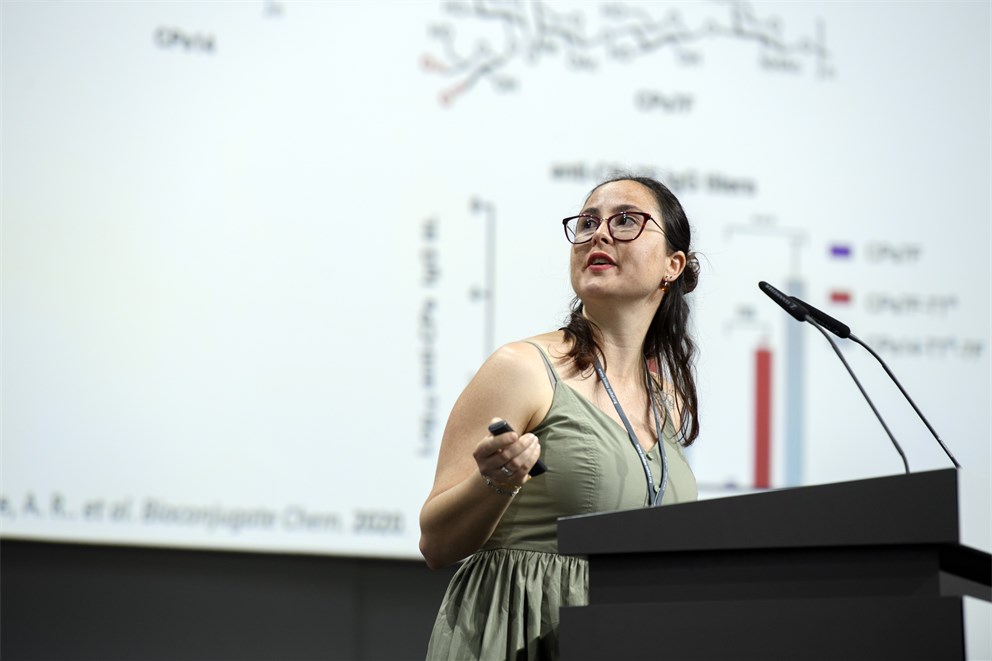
{"left": 560, "top": 175, "right": 700, "bottom": 445}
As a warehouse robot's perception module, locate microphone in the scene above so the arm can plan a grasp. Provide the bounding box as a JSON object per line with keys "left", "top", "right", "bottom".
{"left": 788, "top": 296, "right": 850, "bottom": 339}
{"left": 759, "top": 281, "right": 910, "bottom": 474}
{"left": 758, "top": 281, "right": 809, "bottom": 322}
{"left": 789, "top": 294, "right": 960, "bottom": 469}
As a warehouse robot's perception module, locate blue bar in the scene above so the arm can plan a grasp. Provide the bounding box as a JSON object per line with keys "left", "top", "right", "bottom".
{"left": 784, "top": 277, "right": 805, "bottom": 486}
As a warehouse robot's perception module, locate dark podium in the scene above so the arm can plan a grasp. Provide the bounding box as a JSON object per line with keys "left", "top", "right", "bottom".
{"left": 557, "top": 469, "right": 990, "bottom": 660}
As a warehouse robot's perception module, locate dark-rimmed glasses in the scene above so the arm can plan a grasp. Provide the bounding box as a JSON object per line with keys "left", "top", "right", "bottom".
{"left": 562, "top": 211, "right": 662, "bottom": 244}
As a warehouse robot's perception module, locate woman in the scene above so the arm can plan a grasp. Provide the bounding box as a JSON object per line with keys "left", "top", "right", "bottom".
{"left": 420, "top": 176, "right": 700, "bottom": 660}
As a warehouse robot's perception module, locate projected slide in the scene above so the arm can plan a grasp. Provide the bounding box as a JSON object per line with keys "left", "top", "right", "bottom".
{"left": 2, "top": 1, "right": 988, "bottom": 558}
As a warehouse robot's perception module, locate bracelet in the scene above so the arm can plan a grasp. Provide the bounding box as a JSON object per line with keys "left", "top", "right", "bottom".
{"left": 482, "top": 474, "right": 521, "bottom": 496}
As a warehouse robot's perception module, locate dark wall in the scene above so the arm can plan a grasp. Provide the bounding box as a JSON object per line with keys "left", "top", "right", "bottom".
{"left": 0, "top": 539, "right": 458, "bottom": 660}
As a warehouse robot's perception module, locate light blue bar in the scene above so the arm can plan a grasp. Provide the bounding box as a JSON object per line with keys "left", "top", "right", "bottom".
{"left": 785, "top": 277, "right": 805, "bottom": 486}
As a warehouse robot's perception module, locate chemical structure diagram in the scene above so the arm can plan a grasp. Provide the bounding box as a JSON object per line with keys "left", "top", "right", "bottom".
{"left": 421, "top": 0, "right": 833, "bottom": 106}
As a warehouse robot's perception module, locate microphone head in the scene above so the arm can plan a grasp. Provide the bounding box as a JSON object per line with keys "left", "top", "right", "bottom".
{"left": 758, "top": 281, "right": 808, "bottom": 322}
{"left": 789, "top": 296, "right": 851, "bottom": 339}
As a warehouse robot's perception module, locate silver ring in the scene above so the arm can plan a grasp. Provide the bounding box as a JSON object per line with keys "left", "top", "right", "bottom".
{"left": 500, "top": 465, "right": 514, "bottom": 477}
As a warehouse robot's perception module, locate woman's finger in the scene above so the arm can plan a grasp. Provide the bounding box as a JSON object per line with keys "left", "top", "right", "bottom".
{"left": 491, "top": 435, "right": 539, "bottom": 476}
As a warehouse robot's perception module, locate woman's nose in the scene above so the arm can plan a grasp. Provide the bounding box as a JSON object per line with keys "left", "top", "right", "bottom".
{"left": 592, "top": 221, "right": 613, "bottom": 243}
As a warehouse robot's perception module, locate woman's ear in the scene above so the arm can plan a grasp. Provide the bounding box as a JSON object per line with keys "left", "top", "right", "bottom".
{"left": 665, "top": 250, "right": 687, "bottom": 282}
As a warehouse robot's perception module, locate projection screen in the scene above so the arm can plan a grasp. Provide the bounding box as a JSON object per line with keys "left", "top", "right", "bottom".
{"left": 2, "top": 0, "right": 989, "bottom": 559}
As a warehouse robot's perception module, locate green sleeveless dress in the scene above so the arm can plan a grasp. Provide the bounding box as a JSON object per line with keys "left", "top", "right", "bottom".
{"left": 426, "top": 345, "right": 697, "bottom": 660}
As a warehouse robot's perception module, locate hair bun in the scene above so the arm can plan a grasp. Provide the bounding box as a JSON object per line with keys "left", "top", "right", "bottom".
{"left": 678, "top": 252, "right": 700, "bottom": 294}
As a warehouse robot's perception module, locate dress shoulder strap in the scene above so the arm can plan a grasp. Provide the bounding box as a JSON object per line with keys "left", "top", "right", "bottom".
{"left": 523, "top": 341, "right": 559, "bottom": 388}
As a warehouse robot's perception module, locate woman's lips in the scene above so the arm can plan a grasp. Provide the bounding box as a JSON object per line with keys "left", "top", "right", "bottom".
{"left": 587, "top": 252, "right": 616, "bottom": 271}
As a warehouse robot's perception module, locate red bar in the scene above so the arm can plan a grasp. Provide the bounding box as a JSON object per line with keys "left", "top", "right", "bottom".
{"left": 755, "top": 347, "right": 772, "bottom": 489}
{"left": 830, "top": 290, "right": 852, "bottom": 304}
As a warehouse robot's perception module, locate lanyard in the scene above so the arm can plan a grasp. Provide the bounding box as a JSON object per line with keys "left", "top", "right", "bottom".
{"left": 592, "top": 358, "right": 669, "bottom": 507}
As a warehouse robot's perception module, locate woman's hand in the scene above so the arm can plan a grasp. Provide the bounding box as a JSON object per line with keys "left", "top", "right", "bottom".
{"left": 474, "top": 419, "right": 541, "bottom": 486}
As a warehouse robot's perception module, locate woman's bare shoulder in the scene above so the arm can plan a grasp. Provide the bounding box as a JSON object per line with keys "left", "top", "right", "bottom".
{"left": 518, "top": 330, "right": 573, "bottom": 362}
{"left": 477, "top": 332, "right": 570, "bottom": 429}
{"left": 490, "top": 331, "right": 566, "bottom": 363}
{"left": 472, "top": 332, "right": 559, "bottom": 386}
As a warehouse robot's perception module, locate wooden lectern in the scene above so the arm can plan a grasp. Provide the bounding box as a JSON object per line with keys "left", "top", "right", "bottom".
{"left": 557, "top": 469, "right": 990, "bottom": 660}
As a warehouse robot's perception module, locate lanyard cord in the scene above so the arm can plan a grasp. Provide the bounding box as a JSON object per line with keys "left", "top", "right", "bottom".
{"left": 592, "top": 358, "right": 669, "bottom": 507}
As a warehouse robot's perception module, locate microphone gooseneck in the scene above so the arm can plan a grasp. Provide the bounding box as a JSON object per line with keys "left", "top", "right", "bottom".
{"left": 789, "top": 294, "right": 960, "bottom": 469}
{"left": 759, "top": 282, "right": 910, "bottom": 475}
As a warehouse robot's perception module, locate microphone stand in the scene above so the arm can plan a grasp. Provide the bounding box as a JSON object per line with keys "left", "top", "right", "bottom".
{"left": 787, "top": 291, "right": 962, "bottom": 471}
{"left": 805, "top": 316, "right": 910, "bottom": 474}
{"left": 848, "top": 333, "right": 961, "bottom": 469}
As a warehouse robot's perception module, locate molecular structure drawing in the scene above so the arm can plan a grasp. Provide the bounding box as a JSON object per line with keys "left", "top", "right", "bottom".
{"left": 421, "top": 0, "right": 833, "bottom": 106}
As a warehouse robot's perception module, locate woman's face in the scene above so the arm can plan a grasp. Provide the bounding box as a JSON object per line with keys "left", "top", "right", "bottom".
{"left": 569, "top": 180, "right": 686, "bottom": 305}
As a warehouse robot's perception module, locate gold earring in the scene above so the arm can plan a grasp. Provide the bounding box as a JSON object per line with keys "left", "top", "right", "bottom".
{"left": 660, "top": 278, "right": 669, "bottom": 292}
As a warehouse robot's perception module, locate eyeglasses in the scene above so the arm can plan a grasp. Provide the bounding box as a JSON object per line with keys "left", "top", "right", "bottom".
{"left": 562, "top": 211, "right": 662, "bottom": 244}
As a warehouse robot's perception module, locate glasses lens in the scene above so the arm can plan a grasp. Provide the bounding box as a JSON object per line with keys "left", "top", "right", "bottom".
{"left": 567, "top": 216, "right": 600, "bottom": 243}
{"left": 609, "top": 212, "right": 647, "bottom": 239}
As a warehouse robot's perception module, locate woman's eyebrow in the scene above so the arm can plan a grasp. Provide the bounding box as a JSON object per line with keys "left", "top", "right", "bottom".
{"left": 581, "top": 203, "right": 643, "bottom": 215}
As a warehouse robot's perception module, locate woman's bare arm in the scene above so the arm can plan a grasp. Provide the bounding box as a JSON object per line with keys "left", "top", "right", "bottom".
{"left": 419, "top": 342, "right": 550, "bottom": 569}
